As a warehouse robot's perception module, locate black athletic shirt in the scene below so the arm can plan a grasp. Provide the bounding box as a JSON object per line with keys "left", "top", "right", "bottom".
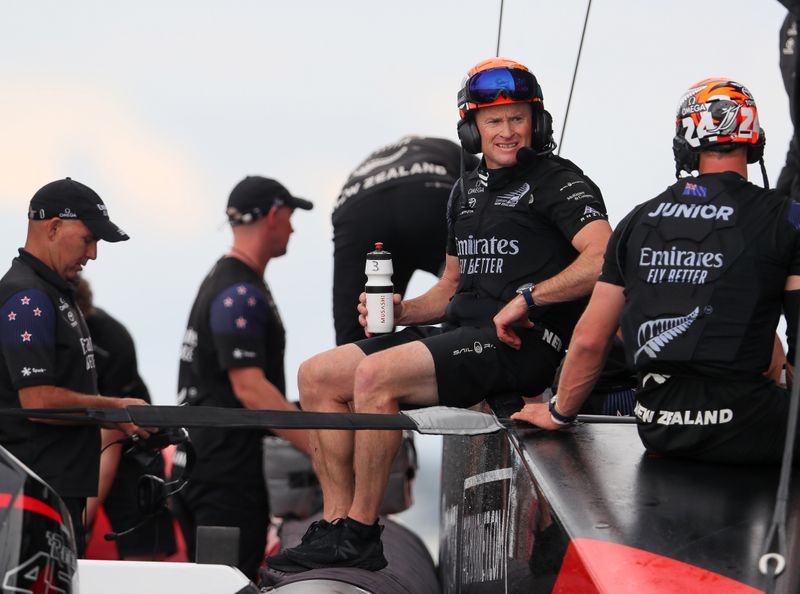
{"left": 0, "top": 249, "right": 100, "bottom": 497}
{"left": 178, "top": 257, "right": 285, "bottom": 485}
{"left": 87, "top": 307, "right": 150, "bottom": 402}
{"left": 601, "top": 172, "right": 800, "bottom": 377}
{"left": 332, "top": 136, "right": 472, "bottom": 214}
{"left": 445, "top": 154, "right": 607, "bottom": 340}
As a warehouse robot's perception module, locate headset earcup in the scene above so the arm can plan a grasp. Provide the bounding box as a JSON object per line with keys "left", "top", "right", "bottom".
{"left": 672, "top": 136, "right": 699, "bottom": 176}
{"left": 534, "top": 109, "right": 554, "bottom": 151}
{"left": 747, "top": 128, "right": 766, "bottom": 164}
{"left": 137, "top": 474, "right": 168, "bottom": 516}
{"left": 457, "top": 118, "right": 482, "bottom": 154}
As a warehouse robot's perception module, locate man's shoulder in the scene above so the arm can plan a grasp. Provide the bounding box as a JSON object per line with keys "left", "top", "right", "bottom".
{"left": 522, "top": 155, "right": 597, "bottom": 192}
{"left": 197, "top": 257, "right": 259, "bottom": 296}
{"left": 0, "top": 258, "right": 51, "bottom": 303}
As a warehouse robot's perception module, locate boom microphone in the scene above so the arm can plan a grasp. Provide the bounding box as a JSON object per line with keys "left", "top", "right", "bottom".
{"left": 104, "top": 516, "right": 151, "bottom": 541}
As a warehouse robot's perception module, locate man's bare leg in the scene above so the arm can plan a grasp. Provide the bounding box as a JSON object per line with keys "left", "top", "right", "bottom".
{"left": 348, "top": 341, "right": 438, "bottom": 525}
{"left": 298, "top": 344, "right": 365, "bottom": 521}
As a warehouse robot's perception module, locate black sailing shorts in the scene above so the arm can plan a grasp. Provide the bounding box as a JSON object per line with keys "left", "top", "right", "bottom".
{"left": 634, "top": 374, "right": 799, "bottom": 463}
{"left": 356, "top": 324, "right": 564, "bottom": 408}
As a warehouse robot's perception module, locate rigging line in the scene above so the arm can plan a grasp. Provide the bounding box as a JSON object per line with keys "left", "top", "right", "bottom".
{"left": 495, "top": 0, "right": 505, "bottom": 57}
{"left": 758, "top": 314, "right": 800, "bottom": 590}
{"left": 558, "top": 0, "right": 593, "bottom": 155}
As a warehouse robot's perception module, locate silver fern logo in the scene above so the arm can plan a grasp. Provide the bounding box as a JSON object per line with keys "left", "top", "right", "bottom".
{"left": 634, "top": 307, "right": 700, "bottom": 363}
{"left": 494, "top": 183, "right": 531, "bottom": 207}
{"left": 352, "top": 146, "right": 408, "bottom": 176}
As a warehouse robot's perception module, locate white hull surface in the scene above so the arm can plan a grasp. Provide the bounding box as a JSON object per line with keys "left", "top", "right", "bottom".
{"left": 78, "top": 559, "right": 252, "bottom": 594}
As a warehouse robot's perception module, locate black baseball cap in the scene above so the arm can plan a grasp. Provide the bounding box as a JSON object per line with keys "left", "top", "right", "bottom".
{"left": 226, "top": 176, "right": 313, "bottom": 226}
{"left": 28, "top": 178, "right": 129, "bottom": 243}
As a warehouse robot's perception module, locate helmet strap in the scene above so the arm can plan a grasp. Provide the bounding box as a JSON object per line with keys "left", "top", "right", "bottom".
{"left": 760, "top": 158, "right": 770, "bottom": 189}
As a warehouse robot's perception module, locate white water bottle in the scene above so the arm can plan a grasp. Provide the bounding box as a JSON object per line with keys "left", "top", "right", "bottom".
{"left": 365, "top": 242, "right": 394, "bottom": 335}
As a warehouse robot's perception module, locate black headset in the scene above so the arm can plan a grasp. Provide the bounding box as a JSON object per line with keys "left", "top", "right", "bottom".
{"left": 457, "top": 99, "right": 554, "bottom": 155}
{"left": 136, "top": 429, "right": 195, "bottom": 516}
{"left": 104, "top": 428, "right": 195, "bottom": 541}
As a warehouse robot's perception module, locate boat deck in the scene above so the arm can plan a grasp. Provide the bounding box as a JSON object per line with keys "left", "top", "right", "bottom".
{"left": 439, "top": 402, "right": 800, "bottom": 593}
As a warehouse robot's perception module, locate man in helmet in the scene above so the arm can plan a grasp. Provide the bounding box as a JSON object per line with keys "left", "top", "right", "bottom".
{"left": 513, "top": 78, "right": 800, "bottom": 464}
{"left": 266, "top": 58, "right": 611, "bottom": 572}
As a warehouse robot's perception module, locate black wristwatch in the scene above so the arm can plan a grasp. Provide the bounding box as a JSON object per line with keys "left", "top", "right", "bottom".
{"left": 516, "top": 282, "right": 536, "bottom": 309}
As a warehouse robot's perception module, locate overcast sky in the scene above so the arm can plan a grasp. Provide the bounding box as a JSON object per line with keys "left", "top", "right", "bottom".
{"left": 0, "top": 1, "right": 790, "bottom": 404}
{"left": 0, "top": 0, "right": 791, "bottom": 558}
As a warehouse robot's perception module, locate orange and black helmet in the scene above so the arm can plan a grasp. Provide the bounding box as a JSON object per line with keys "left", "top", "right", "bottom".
{"left": 457, "top": 58, "right": 543, "bottom": 120}
{"left": 673, "top": 77, "right": 765, "bottom": 174}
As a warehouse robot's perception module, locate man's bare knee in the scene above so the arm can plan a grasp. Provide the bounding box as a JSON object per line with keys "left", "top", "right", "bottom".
{"left": 299, "top": 346, "right": 361, "bottom": 410}
{"left": 353, "top": 357, "right": 398, "bottom": 412}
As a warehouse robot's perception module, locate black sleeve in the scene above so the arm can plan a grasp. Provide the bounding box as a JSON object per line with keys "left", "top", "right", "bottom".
{"left": 535, "top": 166, "right": 608, "bottom": 243}
{"left": 781, "top": 199, "right": 800, "bottom": 276}
{"left": 0, "top": 288, "right": 58, "bottom": 388}
{"left": 599, "top": 208, "right": 639, "bottom": 287}
{"left": 209, "top": 282, "right": 272, "bottom": 370}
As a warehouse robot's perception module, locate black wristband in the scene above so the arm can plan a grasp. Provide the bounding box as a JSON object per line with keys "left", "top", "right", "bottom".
{"left": 549, "top": 396, "right": 577, "bottom": 425}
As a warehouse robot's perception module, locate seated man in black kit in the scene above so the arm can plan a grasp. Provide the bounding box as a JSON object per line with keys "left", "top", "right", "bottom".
{"left": 266, "top": 57, "right": 612, "bottom": 572}
{"left": 513, "top": 78, "right": 800, "bottom": 464}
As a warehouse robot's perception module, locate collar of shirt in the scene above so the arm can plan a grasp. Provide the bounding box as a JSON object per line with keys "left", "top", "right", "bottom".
{"left": 16, "top": 248, "right": 76, "bottom": 294}
{"left": 478, "top": 156, "right": 540, "bottom": 191}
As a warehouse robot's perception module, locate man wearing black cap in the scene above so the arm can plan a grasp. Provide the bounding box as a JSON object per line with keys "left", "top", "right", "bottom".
{"left": 0, "top": 177, "right": 150, "bottom": 556}
{"left": 174, "top": 175, "right": 312, "bottom": 580}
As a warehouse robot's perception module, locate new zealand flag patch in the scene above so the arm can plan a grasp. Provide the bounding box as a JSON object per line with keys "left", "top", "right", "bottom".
{"left": 682, "top": 183, "right": 708, "bottom": 198}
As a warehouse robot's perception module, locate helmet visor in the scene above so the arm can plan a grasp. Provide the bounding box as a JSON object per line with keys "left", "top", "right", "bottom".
{"left": 466, "top": 67, "right": 538, "bottom": 105}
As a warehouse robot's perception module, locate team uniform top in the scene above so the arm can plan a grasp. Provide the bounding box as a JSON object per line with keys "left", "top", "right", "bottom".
{"left": 446, "top": 154, "right": 607, "bottom": 340}
{"left": 88, "top": 307, "right": 150, "bottom": 402}
{"left": 0, "top": 249, "right": 99, "bottom": 497}
{"left": 332, "top": 136, "right": 468, "bottom": 214}
{"left": 601, "top": 172, "right": 800, "bottom": 377}
{"left": 178, "top": 256, "right": 285, "bottom": 485}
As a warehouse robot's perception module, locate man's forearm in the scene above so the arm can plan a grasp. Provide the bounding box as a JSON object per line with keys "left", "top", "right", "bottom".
{"left": 396, "top": 276, "right": 458, "bottom": 326}
{"left": 533, "top": 248, "right": 605, "bottom": 306}
{"left": 232, "top": 374, "right": 310, "bottom": 455}
{"left": 552, "top": 334, "right": 614, "bottom": 417}
{"left": 19, "top": 385, "right": 120, "bottom": 409}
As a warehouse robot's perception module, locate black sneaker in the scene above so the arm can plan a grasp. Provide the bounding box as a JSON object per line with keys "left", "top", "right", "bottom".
{"left": 265, "top": 519, "right": 336, "bottom": 573}
{"left": 285, "top": 517, "right": 387, "bottom": 571}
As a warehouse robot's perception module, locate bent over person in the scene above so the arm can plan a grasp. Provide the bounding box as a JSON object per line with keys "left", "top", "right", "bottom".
{"left": 332, "top": 136, "right": 477, "bottom": 345}
{"left": 174, "top": 176, "right": 312, "bottom": 580}
{"left": 513, "top": 78, "right": 800, "bottom": 463}
{"left": 0, "top": 178, "right": 150, "bottom": 556}
{"left": 266, "top": 57, "right": 612, "bottom": 572}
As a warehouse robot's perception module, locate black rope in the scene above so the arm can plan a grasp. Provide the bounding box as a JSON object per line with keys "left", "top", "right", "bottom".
{"left": 558, "top": 0, "right": 593, "bottom": 155}
{"left": 758, "top": 314, "right": 800, "bottom": 591}
{"left": 496, "top": 0, "right": 505, "bottom": 57}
